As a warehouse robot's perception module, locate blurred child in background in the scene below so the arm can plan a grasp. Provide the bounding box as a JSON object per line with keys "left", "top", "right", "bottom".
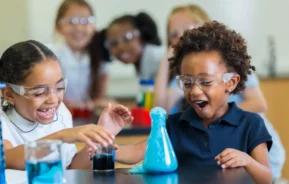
{"left": 105, "top": 12, "right": 165, "bottom": 80}
{"left": 154, "top": 4, "right": 210, "bottom": 113}
{"left": 54, "top": 0, "right": 115, "bottom": 111}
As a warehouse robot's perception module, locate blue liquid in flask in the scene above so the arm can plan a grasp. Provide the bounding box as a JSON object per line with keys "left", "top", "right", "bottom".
{"left": 143, "top": 107, "right": 178, "bottom": 173}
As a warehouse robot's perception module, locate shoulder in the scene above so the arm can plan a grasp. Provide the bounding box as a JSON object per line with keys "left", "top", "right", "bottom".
{"left": 166, "top": 111, "right": 184, "bottom": 126}
{"left": 241, "top": 111, "right": 272, "bottom": 152}
{"left": 239, "top": 110, "right": 264, "bottom": 127}
{"left": 245, "top": 73, "right": 260, "bottom": 88}
{"left": 142, "top": 44, "right": 166, "bottom": 63}
{"left": 1, "top": 110, "right": 17, "bottom": 146}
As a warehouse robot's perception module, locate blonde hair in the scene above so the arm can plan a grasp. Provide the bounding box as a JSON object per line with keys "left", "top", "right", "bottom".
{"left": 167, "top": 4, "right": 210, "bottom": 45}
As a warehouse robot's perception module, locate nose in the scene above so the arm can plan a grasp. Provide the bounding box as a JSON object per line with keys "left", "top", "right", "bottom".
{"left": 45, "top": 88, "right": 59, "bottom": 104}
{"left": 74, "top": 23, "right": 85, "bottom": 31}
{"left": 189, "top": 83, "right": 203, "bottom": 96}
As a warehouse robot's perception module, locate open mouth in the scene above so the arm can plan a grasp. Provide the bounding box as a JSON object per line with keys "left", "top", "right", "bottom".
{"left": 37, "top": 108, "right": 56, "bottom": 119}
{"left": 193, "top": 100, "right": 209, "bottom": 108}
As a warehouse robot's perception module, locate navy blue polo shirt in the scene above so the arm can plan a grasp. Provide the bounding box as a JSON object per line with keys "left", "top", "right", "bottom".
{"left": 166, "top": 102, "right": 272, "bottom": 167}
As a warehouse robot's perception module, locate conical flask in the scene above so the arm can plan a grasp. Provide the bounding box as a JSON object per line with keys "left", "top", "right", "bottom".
{"left": 143, "top": 107, "right": 178, "bottom": 172}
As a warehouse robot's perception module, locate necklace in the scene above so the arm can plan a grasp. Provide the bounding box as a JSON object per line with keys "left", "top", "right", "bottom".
{"left": 9, "top": 112, "right": 59, "bottom": 133}
{"left": 9, "top": 120, "right": 39, "bottom": 133}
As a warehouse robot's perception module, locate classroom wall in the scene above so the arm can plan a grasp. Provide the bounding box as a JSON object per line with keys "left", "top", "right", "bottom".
{"left": 260, "top": 78, "right": 289, "bottom": 179}
{"left": 0, "top": 0, "right": 28, "bottom": 54}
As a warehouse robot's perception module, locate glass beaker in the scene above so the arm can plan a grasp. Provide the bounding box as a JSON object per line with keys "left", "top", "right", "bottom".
{"left": 25, "top": 140, "right": 63, "bottom": 184}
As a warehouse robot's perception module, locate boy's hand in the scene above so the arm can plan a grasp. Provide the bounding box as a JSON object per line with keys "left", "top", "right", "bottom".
{"left": 60, "top": 124, "right": 114, "bottom": 150}
{"left": 215, "top": 148, "right": 252, "bottom": 169}
{"left": 98, "top": 103, "right": 133, "bottom": 136}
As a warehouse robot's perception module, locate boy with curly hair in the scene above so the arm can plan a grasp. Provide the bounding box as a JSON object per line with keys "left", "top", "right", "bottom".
{"left": 102, "top": 21, "right": 273, "bottom": 183}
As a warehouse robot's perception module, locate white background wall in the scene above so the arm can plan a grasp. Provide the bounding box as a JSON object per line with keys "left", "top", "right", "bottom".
{"left": 1, "top": 0, "right": 289, "bottom": 97}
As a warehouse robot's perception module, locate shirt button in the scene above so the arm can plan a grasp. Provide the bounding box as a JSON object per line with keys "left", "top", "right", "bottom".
{"left": 204, "top": 141, "right": 209, "bottom": 147}
{"left": 208, "top": 125, "right": 214, "bottom": 129}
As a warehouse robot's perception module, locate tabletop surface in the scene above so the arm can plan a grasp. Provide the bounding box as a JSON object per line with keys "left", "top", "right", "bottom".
{"left": 64, "top": 166, "right": 254, "bottom": 184}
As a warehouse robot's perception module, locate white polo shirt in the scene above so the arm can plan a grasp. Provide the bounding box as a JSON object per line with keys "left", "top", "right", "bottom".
{"left": 139, "top": 44, "right": 166, "bottom": 80}
{"left": 52, "top": 44, "right": 110, "bottom": 102}
{"left": 1, "top": 102, "right": 77, "bottom": 167}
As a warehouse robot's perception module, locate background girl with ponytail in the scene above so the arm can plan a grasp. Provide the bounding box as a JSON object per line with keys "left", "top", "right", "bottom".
{"left": 105, "top": 12, "right": 165, "bottom": 80}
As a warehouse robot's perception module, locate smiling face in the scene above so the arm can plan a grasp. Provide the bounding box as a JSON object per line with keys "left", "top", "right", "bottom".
{"left": 180, "top": 51, "right": 233, "bottom": 123}
{"left": 106, "top": 22, "right": 143, "bottom": 64}
{"left": 8, "top": 59, "right": 64, "bottom": 124}
{"left": 57, "top": 4, "right": 95, "bottom": 52}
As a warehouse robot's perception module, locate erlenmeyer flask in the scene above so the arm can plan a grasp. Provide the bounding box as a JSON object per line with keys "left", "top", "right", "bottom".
{"left": 143, "top": 107, "right": 178, "bottom": 172}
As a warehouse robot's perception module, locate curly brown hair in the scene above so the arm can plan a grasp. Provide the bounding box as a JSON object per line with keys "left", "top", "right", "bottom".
{"left": 169, "top": 20, "right": 255, "bottom": 94}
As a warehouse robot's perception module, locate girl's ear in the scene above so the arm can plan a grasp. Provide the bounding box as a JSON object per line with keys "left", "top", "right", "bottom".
{"left": 2, "top": 87, "right": 16, "bottom": 106}
{"left": 226, "top": 74, "right": 240, "bottom": 93}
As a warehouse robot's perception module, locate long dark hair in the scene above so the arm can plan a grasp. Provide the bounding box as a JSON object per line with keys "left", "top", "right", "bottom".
{"left": 0, "top": 40, "right": 58, "bottom": 84}
{"left": 109, "top": 12, "right": 161, "bottom": 46}
{"left": 87, "top": 32, "right": 107, "bottom": 99}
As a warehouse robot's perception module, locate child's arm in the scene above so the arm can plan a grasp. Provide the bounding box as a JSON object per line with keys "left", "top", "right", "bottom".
{"left": 154, "top": 47, "right": 182, "bottom": 112}
{"left": 67, "top": 145, "right": 91, "bottom": 169}
{"left": 4, "top": 124, "right": 114, "bottom": 170}
{"left": 4, "top": 103, "right": 132, "bottom": 170}
{"left": 115, "top": 139, "right": 147, "bottom": 165}
{"left": 97, "top": 104, "right": 133, "bottom": 135}
{"left": 237, "top": 86, "right": 268, "bottom": 113}
{"left": 215, "top": 143, "right": 272, "bottom": 184}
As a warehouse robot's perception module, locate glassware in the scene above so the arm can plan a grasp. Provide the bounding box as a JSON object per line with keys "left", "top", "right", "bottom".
{"left": 25, "top": 140, "right": 63, "bottom": 184}
{"left": 0, "top": 82, "right": 6, "bottom": 184}
{"left": 128, "top": 107, "right": 178, "bottom": 174}
{"left": 92, "top": 144, "right": 115, "bottom": 172}
{"left": 143, "top": 107, "right": 178, "bottom": 172}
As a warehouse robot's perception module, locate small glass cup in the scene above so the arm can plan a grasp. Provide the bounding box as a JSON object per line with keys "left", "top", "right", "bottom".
{"left": 25, "top": 140, "right": 63, "bottom": 184}
{"left": 92, "top": 143, "right": 115, "bottom": 172}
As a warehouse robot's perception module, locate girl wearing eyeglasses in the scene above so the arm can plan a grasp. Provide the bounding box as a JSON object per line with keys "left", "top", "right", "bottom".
{"left": 53, "top": 0, "right": 115, "bottom": 110}
{"left": 0, "top": 40, "right": 133, "bottom": 170}
{"left": 105, "top": 12, "right": 165, "bottom": 80}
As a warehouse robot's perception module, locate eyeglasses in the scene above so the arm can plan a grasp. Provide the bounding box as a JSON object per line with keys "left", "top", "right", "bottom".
{"left": 176, "top": 73, "right": 235, "bottom": 92}
{"left": 105, "top": 30, "right": 140, "bottom": 49}
{"left": 6, "top": 79, "right": 67, "bottom": 102}
{"left": 169, "top": 24, "right": 202, "bottom": 42}
{"left": 59, "top": 16, "right": 95, "bottom": 25}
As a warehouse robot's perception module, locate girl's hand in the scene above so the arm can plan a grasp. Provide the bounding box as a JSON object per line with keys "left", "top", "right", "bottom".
{"left": 60, "top": 124, "right": 115, "bottom": 151}
{"left": 98, "top": 103, "right": 133, "bottom": 136}
{"left": 215, "top": 148, "right": 252, "bottom": 169}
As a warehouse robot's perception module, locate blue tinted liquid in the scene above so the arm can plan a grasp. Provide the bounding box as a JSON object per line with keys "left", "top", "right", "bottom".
{"left": 0, "top": 120, "right": 6, "bottom": 184}
{"left": 26, "top": 160, "right": 63, "bottom": 184}
{"left": 92, "top": 153, "right": 115, "bottom": 171}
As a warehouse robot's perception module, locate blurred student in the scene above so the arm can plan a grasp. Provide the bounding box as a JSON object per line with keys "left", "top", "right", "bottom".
{"left": 53, "top": 0, "right": 115, "bottom": 110}
{"left": 105, "top": 12, "right": 165, "bottom": 80}
{"left": 154, "top": 4, "right": 210, "bottom": 113}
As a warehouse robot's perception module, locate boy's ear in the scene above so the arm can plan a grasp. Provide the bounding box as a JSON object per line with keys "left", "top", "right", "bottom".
{"left": 226, "top": 74, "right": 240, "bottom": 93}
{"left": 1, "top": 87, "right": 16, "bottom": 105}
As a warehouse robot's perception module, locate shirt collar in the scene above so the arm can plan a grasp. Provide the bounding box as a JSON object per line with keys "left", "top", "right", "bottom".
{"left": 220, "top": 102, "right": 243, "bottom": 126}
{"left": 180, "top": 102, "right": 243, "bottom": 126}
{"left": 7, "top": 108, "right": 58, "bottom": 133}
